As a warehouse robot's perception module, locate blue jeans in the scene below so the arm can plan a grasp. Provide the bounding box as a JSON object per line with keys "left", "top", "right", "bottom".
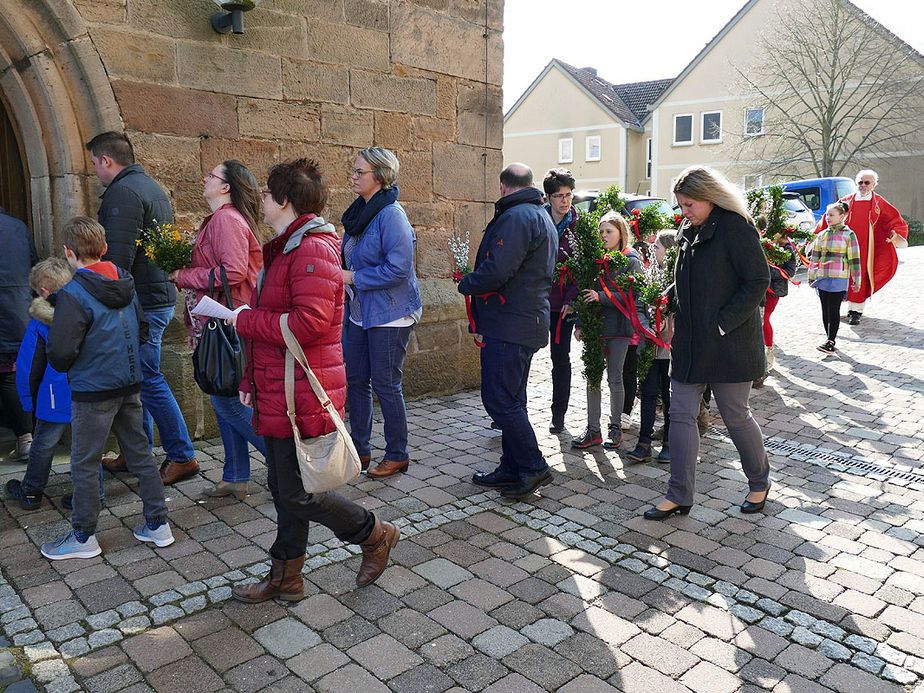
{"left": 140, "top": 307, "right": 195, "bottom": 461}
{"left": 211, "top": 395, "right": 266, "bottom": 483}
{"left": 71, "top": 392, "right": 167, "bottom": 534}
{"left": 480, "top": 337, "right": 548, "bottom": 480}
{"left": 21, "top": 419, "right": 104, "bottom": 499}
{"left": 344, "top": 322, "right": 412, "bottom": 461}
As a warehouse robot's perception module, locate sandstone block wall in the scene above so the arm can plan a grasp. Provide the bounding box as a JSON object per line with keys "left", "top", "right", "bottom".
{"left": 65, "top": 0, "right": 505, "bottom": 435}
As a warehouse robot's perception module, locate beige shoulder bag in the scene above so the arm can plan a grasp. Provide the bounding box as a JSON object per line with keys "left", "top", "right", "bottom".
{"left": 280, "top": 313, "right": 361, "bottom": 493}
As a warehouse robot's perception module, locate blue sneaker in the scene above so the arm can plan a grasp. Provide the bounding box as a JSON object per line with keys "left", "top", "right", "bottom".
{"left": 133, "top": 522, "right": 175, "bottom": 548}
{"left": 6, "top": 479, "right": 42, "bottom": 511}
{"left": 41, "top": 531, "right": 102, "bottom": 561}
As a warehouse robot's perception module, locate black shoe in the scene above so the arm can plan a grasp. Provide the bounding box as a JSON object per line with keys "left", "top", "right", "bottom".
{"left": 500, "top": 469, "right": 554, "bottom": 499}
{"left": 571, "top": 429, "right": 602, "bottom": 449}
{"left": 816, "top": 340, "right": 836, "bottom": 354}
{"left": 656, "top": 443, "right": 671, "bottom": 463}
{"left": 846, "top": 311, "right": 861, "bottom": 326}
{"left": 603, "top": 424, "right": 622, "bottom": 449}
{"left": 643, "top": 503, "right": 692, "bottom": 520}
{"left": 490, "top": 421, "right": 501, "bottom": 430}
{"left": 625, "top": 442, "right": 652, "bottom": 463}
{"left": 741, "top": 488, "right": 770, "bottom": 514}
{"left": 471, "top": 469, "right": 519, "bottom": 488}
{"left": 6, "top": 480, "right": 41, "bottom": 511}
{"left": 549, "top": 417, "right": 565, "bottom": 434}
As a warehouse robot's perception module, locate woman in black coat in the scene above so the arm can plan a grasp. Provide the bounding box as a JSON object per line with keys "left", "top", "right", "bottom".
{"left": 644, "top": 167, "right": 772, "bottom": 519}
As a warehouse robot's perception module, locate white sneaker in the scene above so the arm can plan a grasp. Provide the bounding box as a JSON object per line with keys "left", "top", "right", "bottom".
{"left": 621, "top": 413, "right": 631, "bottom": 430}
{"left": 41, "top": 531, "right": 102, "bottom": 560}
{"left": 133, "top": 522, "right": 175, "bottom": 548}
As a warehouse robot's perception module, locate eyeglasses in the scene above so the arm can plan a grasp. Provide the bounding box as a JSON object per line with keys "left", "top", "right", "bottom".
{"left": 857, "top": 180, "right": 873, "bottom": 185}
{"left": 260, "top": 189, "right": 271, "bottom": 199}
{"left": 205, "top": 171, "right": 227, "bottom": 183}
{"left": 351, "top": 168, "right": 372, "bottom": 178}
{"left": 550, "top": 192, "right": 573, "bottom": 201}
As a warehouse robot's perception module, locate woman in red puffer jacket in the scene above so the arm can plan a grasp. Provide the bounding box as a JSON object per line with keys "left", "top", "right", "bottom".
{"left": 227, "top": 159, "right": 399, "bottom": 604}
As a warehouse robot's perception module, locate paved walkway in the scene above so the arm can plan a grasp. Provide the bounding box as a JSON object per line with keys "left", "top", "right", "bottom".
{"left": 1, "top": 249, "right": 923, "bottom": 693}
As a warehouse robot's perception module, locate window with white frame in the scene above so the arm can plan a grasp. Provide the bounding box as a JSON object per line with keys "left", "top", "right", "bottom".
{"left": 585, "top": 135, "right": 601, "bottom": 162}
{"left": 745, "top": 108, "right": 765, "bottom": 136}
{"left": 646, "top": 138, "right": 652, "bottom": 179}
{"left": 701, "top": 111, "right": 722, "bottom": 143}
{"left": 558, "top": 138, "right": 573, "bottom": 163}
{"left": 673, "top": 114, "right": 693, "bottom": 145}
{"left": 743, "top": 173, "right": 763, "bottom": 189}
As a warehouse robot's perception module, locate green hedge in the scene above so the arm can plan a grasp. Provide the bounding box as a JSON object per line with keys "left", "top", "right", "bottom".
{"left": 904, "top": 214, "right": 924, "bottom": 246}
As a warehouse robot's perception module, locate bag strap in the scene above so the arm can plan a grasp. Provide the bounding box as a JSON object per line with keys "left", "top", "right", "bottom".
{"left": 207, "top": 267, "right": 234, "bottom": 309}
{"left": 279, "top": 313, "right": 346, "bottom": 432}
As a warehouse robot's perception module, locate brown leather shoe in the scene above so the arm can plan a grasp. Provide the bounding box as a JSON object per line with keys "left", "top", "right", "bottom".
{"left": 101, "top": 454, "right": 127, "bottom": 473}
{"left": 359, "top": 455, "right": 371, "bottom": 471}
{"left": 366, "top": 458, "right": 409, "bottom": 478}
{"left": 356, "top": 516, "right": 400, "bottom": 587}
{"left": 232, "top": 556, "right": 305, "bottom": 603}
{"left": 202, "top": 481, "right": 247, "bottom": 501}
{"left": 159, "top": 458, "right": 199, "bottom": 485}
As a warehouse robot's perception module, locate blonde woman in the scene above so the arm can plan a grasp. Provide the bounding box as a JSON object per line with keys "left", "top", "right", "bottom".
{"left": 644, "top": 166, "right": 771, "bottom": 519}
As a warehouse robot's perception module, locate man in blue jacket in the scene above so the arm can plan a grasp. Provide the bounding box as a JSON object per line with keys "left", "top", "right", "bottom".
{"left": 458, "top": 163, "right": 557, "bottom": 500}
{"left": 85, "top": 132, "right": 198, "bottom": 484}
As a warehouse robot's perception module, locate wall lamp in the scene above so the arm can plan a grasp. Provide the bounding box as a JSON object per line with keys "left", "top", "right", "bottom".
{"left": 210, "top": 0, "right": 260, "bottom": 35}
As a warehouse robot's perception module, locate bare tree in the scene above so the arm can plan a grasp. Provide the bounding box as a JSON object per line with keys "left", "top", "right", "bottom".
{"left": 729, "top": 0, "right": 924, "bottom": 178}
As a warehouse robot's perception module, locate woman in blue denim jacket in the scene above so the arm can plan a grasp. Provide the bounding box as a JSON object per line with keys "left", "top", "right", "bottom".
{"left": 341, "top": 147, "right": 422, "bottom": 478}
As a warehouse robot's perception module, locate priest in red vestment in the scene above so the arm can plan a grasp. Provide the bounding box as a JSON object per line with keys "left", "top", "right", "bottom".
{"left": 814, "top": 169, "right": 908, "bottom": 325}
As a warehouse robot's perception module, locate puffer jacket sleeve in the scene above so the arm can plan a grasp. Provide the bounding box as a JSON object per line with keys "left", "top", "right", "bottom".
{"left": 235, "top": 235, "right": 341, "bottom": 349}
{"left": 46, "top": 291, "right": 89, "bottom": 374}
{"left": 14, "top": 325, "right": 38, "bottom": 412}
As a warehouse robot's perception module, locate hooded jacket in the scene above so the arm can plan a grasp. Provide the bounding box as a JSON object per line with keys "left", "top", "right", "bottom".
{"left": 236, "top": 215, "right": 347, "bottom": 440}
{"left": 0, "top": 208, "right": 37, "bottom": 354}
{"left": 98, "top": 164, "right": 176, "bottom": 310}
{"left": 15, "top": 298, "right": 71, "bottom": 423}
{"left": 458, "top": 187, "right": 557, "bottom": 349}
{"left": 47, "top": 265, "right": 149, "bottom": 401}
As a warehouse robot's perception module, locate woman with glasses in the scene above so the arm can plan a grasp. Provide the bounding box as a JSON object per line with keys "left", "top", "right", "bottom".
{"left": 171, "top": 160, "right": 266, "bottom": 500}
{"left": 341, "top": 147, "right": 422, "bottom": 478}
{"left": 542, "top": 168, "right": 580, "bottom": 434}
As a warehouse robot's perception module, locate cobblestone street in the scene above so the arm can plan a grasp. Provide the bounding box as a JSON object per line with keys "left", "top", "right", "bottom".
{"left": 1, "top": 248, "right": 922, "bottom": 693}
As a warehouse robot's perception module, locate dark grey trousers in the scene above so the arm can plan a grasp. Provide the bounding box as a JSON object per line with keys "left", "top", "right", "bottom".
{"left": 666, "top": 380, "right": 770, "bottom": 506}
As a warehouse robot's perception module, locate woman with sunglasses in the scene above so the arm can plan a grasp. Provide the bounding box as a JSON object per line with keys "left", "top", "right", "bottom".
{"left": 171, "top": 160, "right": 266, "bottom": 499}
{"left": 341, "top": 147, "right": 422, "bottom": 478}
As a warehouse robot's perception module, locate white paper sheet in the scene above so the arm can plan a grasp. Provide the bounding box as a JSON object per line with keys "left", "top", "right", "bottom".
{"left": 190, "top": 295, "right": 249, "bottom": 320}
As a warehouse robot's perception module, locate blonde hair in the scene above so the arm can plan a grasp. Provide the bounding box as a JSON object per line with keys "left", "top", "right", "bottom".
{"left": 357, "top": 147, "right": 400, "bottom": 189}
{"left": 30, "top": 257, "right": 73, "bottom": 294}
{"left": 61, "top": 216, "right": 107, "bottom": 261}
{"left": 672, "top": 166, "right": 753, "bottom": 224}
{"left": 598, "top": 211, "right": 630, "bottom": 252}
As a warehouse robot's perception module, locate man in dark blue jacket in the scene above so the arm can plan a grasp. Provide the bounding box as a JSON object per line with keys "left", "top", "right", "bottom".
{"left": 458, "top": 163, "right": 557, "bottom": 499}
{"left": 85, "top": 132, "right": 197, "bottom": 484}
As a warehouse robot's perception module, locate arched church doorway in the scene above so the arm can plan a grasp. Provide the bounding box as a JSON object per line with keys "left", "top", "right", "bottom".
{"left": 0, "top": 97, "right": 29, "bottom": 227}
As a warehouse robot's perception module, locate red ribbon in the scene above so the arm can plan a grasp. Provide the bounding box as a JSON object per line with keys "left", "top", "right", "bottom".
{"left": 463, "top": 295, "right": 485, "bottom": 348}
{"left": 557, "top": 265, "right": 575, "bottom": 292}
{"left": 597, "top": 275, "right": 670, "bottom": 348}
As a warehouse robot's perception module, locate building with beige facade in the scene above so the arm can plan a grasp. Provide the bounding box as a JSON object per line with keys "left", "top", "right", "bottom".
{"left": 504, "top": 0, "right": 924, "bottom": 219}
{"left": 1, "top": 0, "right": 504, "bottom": 435}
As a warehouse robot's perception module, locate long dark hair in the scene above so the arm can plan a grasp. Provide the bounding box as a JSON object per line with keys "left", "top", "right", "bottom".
{"left": 221, "top": 160, "right": 261, "bottom": 234}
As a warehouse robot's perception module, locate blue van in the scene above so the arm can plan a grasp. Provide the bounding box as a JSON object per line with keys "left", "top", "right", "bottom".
{"left": 780, "top": 177, "right": 857, "bottom": 222}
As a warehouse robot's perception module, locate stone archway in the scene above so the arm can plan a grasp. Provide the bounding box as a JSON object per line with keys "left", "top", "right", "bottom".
{"left": 0, "top": 1, "right": 121, "bottom": 255}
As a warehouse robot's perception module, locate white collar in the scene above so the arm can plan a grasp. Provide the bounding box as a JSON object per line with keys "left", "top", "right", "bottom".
{"left": 855, "top": 190, "right": 873, "bottom": 201}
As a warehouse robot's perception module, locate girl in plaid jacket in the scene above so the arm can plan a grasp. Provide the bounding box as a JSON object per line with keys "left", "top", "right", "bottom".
{"left": 807, "top": 201, "right": 861, "bottom": 354}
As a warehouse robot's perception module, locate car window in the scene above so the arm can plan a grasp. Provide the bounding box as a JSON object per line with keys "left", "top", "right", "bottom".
{"left": 574, "top": 199, "right": 596, "bottom": 215}
{"left": 783, "top": 198, "right": 809, "bottom": 213}
{"left": 835, "top": 180, "right": 857, "bottom": 199}
{"left": 623, "top": 199, "right": 674, "bottom": 217}
{"left": 789, "top": 187, "right": 821, "bottom": 210}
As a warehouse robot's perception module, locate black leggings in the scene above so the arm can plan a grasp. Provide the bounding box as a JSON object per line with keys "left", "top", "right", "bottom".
{"left": 818, "top": 290, "right": 843, "bottom": 342}
{"left": 622, "top": 346, "right": 638, "bottom": 415}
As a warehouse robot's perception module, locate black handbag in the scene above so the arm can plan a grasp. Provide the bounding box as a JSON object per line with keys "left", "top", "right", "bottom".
{"left": 192, "top": 267, "right": 246, "bottom": 397}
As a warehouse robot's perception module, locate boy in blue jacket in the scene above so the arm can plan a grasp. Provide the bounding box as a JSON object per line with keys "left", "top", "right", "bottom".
{"left": 41, "top": 217, "right": 174, "bottom": 560}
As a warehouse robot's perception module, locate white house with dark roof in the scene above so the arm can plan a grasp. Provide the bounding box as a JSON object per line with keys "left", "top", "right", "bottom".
{"left": 503, "top": 58, "right": 670, "bottom": 196}
{"left": 504, "top": 0, "right": 923, "bottom": 218}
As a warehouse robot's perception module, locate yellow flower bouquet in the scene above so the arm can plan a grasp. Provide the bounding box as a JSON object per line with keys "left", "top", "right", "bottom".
{"left": 137, "top": 220, "right": 194, "bottom": 274}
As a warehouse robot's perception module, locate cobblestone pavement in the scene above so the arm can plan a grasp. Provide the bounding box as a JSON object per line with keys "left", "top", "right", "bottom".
{"left": 1, "top": 248, "right": 923, "bottom": 693}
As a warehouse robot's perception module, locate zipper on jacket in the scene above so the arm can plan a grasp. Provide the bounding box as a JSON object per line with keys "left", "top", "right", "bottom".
{"left": 49, "top": 385, "right": 55, "bottom": 410}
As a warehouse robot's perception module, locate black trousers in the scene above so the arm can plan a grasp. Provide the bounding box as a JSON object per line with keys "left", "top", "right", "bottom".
{"left": 0, "top": 370, "right": 32, "bottom": 436}
{"left": 818, "top": 290, "right": 843, "bottom": 342}
{"left": 622, "top": 346, "right": 638, "bottom": 415}
{"left": 265, "top": 436, "right": 375, "bottom": 560}
{"left": 549, "top": 310, "right": 574, "bottom": 423}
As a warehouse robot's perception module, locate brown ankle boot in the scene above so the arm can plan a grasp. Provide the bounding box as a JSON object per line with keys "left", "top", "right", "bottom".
{"left": 356, "top": 517, "right": 400, "bottom": 587}
{"left": 232, "top": 556, "right": 305, "bottom": 603}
